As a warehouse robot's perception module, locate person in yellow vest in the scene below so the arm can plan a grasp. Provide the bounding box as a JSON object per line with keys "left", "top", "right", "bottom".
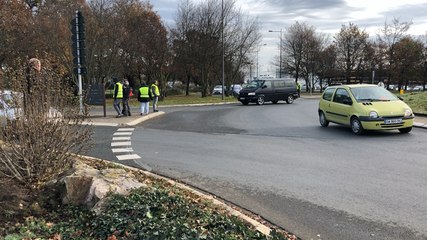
{"left": 113, "top": 78, "right": 124, "bottom": 118}
{"left": 137, "top": 81, "right": 152, "bottom": 115}
{"left": 296, "top": 81, "right": 301, "bottom": 97}
{"left": 151, "top": 80, "right": 160, "bottom": 112}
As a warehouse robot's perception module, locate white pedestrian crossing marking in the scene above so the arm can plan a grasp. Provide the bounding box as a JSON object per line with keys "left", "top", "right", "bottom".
{"left": 112, "top": 136, "right": 131, "bottom": 141}
{"left": 111, "top": 141, "right": 131, "bottom": 147}
{"left": 112, "top": 148, "right": 134, "bottom": 153}
{"left": 111, "top": 127, "right": 141, "bottom": 161}
{"left": 117, "top": 154, "right": 141, "bottom": 161}
{"left": 117, "top": 128, "right": 135, "bottom": 132}
{"left": 113, "top": 132, "right": 133, "bottom": 136}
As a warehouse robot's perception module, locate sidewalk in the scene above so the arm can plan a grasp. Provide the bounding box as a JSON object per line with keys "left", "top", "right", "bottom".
{"left": 414, "top": 115, "right": 427, "bottom": 128}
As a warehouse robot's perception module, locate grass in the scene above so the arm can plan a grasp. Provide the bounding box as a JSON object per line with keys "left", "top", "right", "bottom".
{"left": 400, "top": 91, "right": 427, "bottom": 114}
{"left": 103, "top": 93, "right": 238, "bottom": 108}
{"left": 158, "top": 94, "right": 238, "bottom": 106}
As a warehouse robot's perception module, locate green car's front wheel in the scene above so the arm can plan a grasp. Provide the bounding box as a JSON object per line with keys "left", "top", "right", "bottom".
{"left": 351, "top": 117, "right": 364, "bottom": 135}
{"left": 398, "top": 127, "right": 412, "bottom": 133}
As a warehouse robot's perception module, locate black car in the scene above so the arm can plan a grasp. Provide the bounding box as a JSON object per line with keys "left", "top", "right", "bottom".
{"left": 238, "top": 79, "right": 298, "bottom": 105}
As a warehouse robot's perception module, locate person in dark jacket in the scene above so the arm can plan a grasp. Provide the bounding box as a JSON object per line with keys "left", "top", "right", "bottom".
{"left": 122, "top": 79, "right": 131, "bottom": 116}
{"left": 137, "top": 81, "right": 152, "bottom": 115}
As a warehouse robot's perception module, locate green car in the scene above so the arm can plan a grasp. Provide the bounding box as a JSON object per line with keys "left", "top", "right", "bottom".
{"left": 318, "top": 84, "right": 414, "bottom": 134}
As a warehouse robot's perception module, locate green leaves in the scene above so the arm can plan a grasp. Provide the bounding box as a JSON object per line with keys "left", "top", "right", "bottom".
{"left": 2, "top": 186, "right": 291, "bottom": 239}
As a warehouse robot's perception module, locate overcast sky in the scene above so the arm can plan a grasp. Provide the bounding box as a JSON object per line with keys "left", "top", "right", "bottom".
{"left": 153, "top": 0, "right": 427, "bottom": 78}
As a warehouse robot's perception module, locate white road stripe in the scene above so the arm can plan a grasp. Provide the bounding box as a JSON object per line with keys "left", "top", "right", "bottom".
{"left": 117, "top": 128, "right": 135, "bottom": 132}
{"left": 112, "top": 148, "right": 133, "bottom": 153}
{"left": 113, "top": 132, "right": 133, "bottom": 136}
{"left": 111, "top": 141, "right": 131, "bottom": 147}
{"left": 116, "top": 154, "right": 141, "bottom": 161}
{"left": 112, "top": 136, "right": 131, "bottom": 141}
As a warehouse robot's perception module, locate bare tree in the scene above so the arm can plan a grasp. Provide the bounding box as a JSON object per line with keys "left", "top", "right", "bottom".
{"left": 316, "top": 44, "right": 338, "bottom": 90}
{"left": 377, "top": 18, "right": 412, "bottom": 89}
{"left": 393, "top": 37, "right": 424, "bottom": 90}
{"left": 334, "top": 22, "right": 369, "bottom": 83}
{"left": 282, "top": 21, "right": 323, "bottom": 91}
{"left": 171, "top": 0, "right": 260, "bottom": 97}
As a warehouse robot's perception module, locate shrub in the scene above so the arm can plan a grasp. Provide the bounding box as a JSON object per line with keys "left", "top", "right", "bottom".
{"left": 0, "top": 61, "right": 92, "bottom": 218}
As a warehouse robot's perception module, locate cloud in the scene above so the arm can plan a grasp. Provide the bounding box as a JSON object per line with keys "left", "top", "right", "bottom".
{"left": 152, "top": 0, "right": 427, "bottom": 76}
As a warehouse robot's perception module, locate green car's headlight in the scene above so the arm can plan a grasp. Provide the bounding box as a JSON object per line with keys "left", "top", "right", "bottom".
{"left": 369, "top": 111, "right": 379, "bottom": 119}
{"left": 404, "top": 109, "right": 413, "bottom": 117}
{"left": 248, "top": 92, "right": 255, "bottom": 96}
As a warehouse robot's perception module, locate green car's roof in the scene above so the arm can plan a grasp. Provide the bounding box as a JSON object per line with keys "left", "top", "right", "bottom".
{"left": 326, "top": 84, "right": 377, "bottom": 89}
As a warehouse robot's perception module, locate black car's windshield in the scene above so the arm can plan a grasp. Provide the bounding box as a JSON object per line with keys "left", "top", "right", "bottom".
{"left": 244, "top": 80, "right": 264, "bottom": 89}
{"left": 350, "top": 86, "right": 398, "bottom": 102}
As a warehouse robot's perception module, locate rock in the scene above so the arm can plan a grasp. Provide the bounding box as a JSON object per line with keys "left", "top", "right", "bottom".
{"left": 61, "top": 160, "right": 147, "bottom": 210}
{"left": 62, "top": 176, "right": 93, "bottom": 205}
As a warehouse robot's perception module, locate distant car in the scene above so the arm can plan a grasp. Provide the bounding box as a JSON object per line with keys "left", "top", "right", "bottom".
{"left": 230, "top": 84, "right": 242, "bottom": 97}
{"left": 0, "top": 90, "right": 62, "bottom": 127}
{"left": 412, "top": 86, "right": 423, "bottom": 91}
{"left": 0, "top": 90, "right": 22, "bottom": 126}
{"left": 318, "top": 84, "right": 414, "bottom": 135}
{"left": 212, "top": 85, "right": 227, "bottom": 95}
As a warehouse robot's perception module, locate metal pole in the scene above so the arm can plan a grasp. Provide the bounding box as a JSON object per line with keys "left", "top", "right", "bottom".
{"left": 221, "top": 0, "right": 225, "bottom": 100}
{"left": 269, "top": 30, "right": 282, "bottom": 78}
{"left": 372, "top": 70, "right": 375, "bottom": 84}
{"left": 279, "top": 29, "right": 282, "bottom": 78}
{"left": 256, "top": 49, "right": 259, "bottom": 79}
{"left": 75, "top": 10, "right": 83, "bottom": 114}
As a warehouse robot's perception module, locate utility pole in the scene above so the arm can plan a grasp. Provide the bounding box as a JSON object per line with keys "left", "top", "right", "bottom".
{"left": 71, "top": 10, "right": 87, "bottom": 114}
{"left": 268, "top": 29, "right": 283, "bottom": 78}
{"left": 221, "top": 0, "right": 225, "bottom": 100}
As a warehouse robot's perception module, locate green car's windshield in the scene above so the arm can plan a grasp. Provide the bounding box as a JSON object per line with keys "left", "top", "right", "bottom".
{"left": 350, "top": 86, "right": 398, "bottom": 102}
{"left": 244, "top": 80, "right": 264, "bottom": 89}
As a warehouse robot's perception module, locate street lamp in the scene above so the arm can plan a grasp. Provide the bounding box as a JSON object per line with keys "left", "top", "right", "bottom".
{"left": 268, "top": 29, "right": 283, "bottom": 78}
{"left": 257, "top": 44, "right": 266, "bottom": 79}
{"left": 221, "top": 0, "right": 225, "bottom": 100}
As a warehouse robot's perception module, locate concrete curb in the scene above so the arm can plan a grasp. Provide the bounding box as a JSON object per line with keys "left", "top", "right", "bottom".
{"left": 413, "top": 122, "right": 427, "bottom": 129}
{"left": 82, "top": 111, "right": 165, "bottom": 127}
{"left": 78, "top": 155, "right": 273, "bottom": 236}
{"left": 126, "top": 111, "right": 165, "bottom": 126}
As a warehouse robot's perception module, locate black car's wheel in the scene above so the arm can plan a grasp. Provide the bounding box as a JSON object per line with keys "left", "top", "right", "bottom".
{"left": 272, "top": 100, "right": 278, "bottom": 104}
{"left": 398, "top": 127, "right": 412, "bottom": 133}
{"left": 256, "top": 96, "right": 265, "bottom": 105}
{"left": 286, "top": 95, "right": 294, "bottom": 104}
{"left": 351, "top": 117, "right": 364, "bottom": 135}
{"left": 241, "top": 100, "right": 249, "bottom": 105}
{"left": 319, "top": 111, "right": 329, "bottom": 127}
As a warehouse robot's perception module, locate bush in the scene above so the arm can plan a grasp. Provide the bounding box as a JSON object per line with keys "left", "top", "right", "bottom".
{"left": 2, "top": 187, "right": 290, "bottom": 240}
{"left": 0, "top": 62, "right": 92, "bottom": 219}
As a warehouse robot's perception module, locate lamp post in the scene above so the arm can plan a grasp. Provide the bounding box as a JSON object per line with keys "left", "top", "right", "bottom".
{"left": 257, "top": 44, "right": 266, "bottom": 79}
{"left": 268, "top": 29, "right": 282, "bottom": 78}
{"left": 221, "top": 0, "right": 225, "bottom": 100}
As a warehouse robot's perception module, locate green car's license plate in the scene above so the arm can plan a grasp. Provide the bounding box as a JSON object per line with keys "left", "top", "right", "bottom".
{"left": 384, "top": 118, "right": 402, "bottom": 124}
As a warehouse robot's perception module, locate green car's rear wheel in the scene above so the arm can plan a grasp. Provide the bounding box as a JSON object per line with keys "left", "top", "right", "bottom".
{"left": 319, "top": 111, "right": 329, "bottom": 127}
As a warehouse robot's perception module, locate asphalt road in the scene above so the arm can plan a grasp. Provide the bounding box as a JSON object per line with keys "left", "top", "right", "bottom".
{"left": 90, "top": 99, "right": 427, "bottom": 240}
